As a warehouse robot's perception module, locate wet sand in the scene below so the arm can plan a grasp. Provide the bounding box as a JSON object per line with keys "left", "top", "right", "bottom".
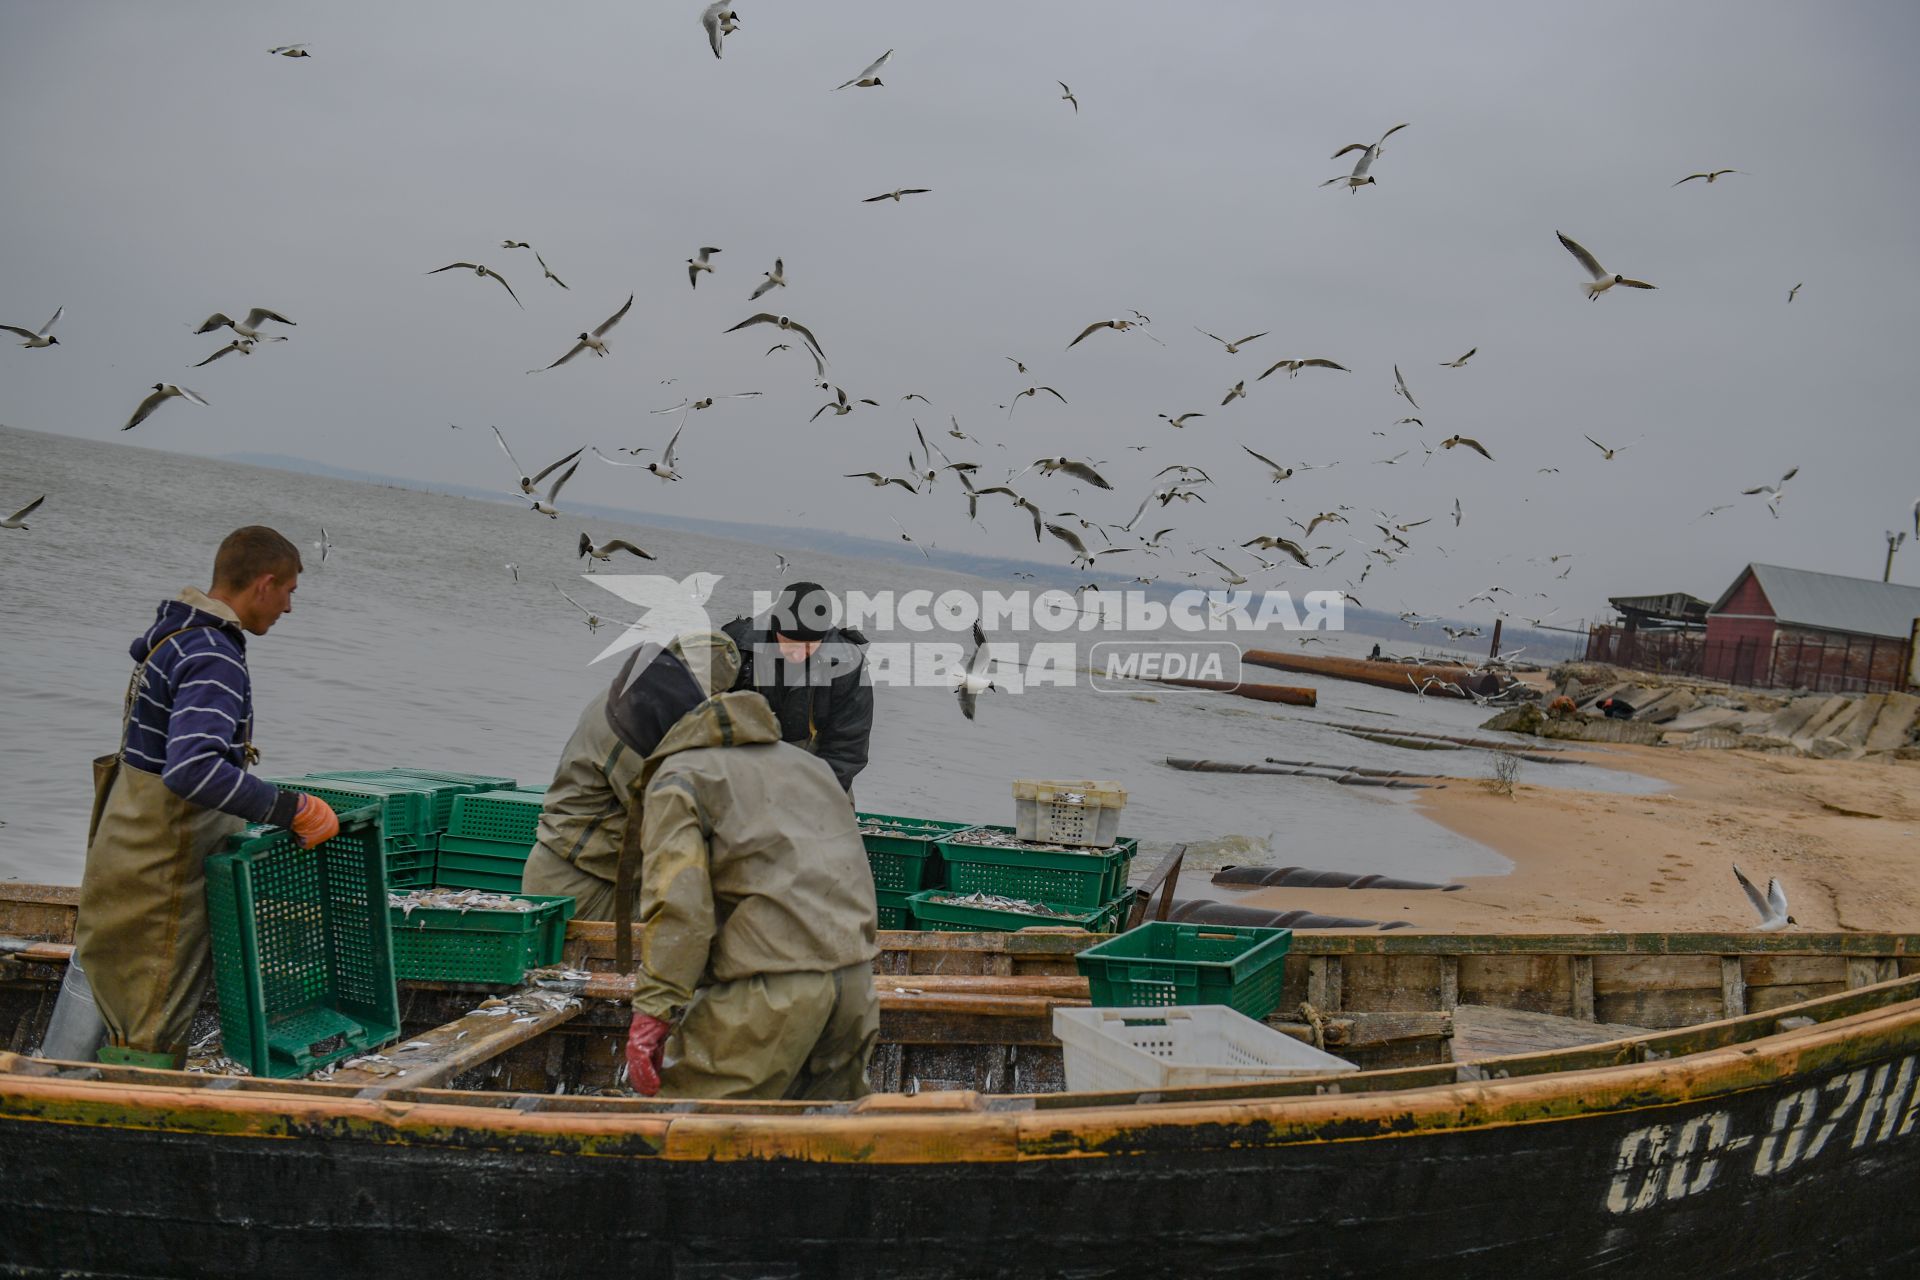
{"left": 1238, "top": 744, "right": 1920, "bottom": 933}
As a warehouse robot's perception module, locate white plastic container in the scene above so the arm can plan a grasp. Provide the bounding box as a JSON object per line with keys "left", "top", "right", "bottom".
{"left": 1012, "top": 779, "right": 1126, "bottom": 848}
{"left": 1052, "top": 1005, "right": 1357, "bottom": 1092}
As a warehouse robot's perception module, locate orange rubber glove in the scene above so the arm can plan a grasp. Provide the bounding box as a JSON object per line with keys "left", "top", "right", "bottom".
{"left": 290, "top": 793, "right": 340, "bottom": 849}
{"left": 625, "top": 1013, "right": 672, "bottom": 1097}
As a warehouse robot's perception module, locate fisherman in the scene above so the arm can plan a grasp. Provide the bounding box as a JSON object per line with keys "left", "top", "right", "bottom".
{"left": 520, "top": 633, "right": 739, "bottom": 920}
{"left": 720, "top": 581, "right": 872, "bottom": 795}
{"left": 620, "top": 633, "right": 880, "bottom": 1100}
{"left": 64, "top": 527, "right": 340, "bottom": 1068}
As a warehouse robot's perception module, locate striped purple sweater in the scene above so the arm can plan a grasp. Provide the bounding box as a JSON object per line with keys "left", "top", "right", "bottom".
{"left": 120, "top": 595, "right": 299, "bottom": 828}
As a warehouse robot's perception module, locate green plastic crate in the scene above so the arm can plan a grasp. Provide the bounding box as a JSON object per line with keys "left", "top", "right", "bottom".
{"left": 447, "top": 789, "right": 544, "bottom": 846}
{"left": 906, "top": 889, "right": 1120, "bottom": 934}
{"left": 937, "top": 826, "right": 1138, "bottom": 909}
{"left": 438, "top": 836, "right": 533, "bottom": 866}
{"left": 1074, "top": 922, "right": 1293, "bottom": 1019}
{"left": 388, "top": 893, "right": 575, "bottom": 983}
{"left": 875, "top": 888, "right": 914, "bottom": 930}
{"left": 205, "top": 806, "right": 401, "bottom": 1078}
{"left": 265, "top": 776, "right": 436, "bottom": 840}
{"left": 857, "top": 812, "right": 975, "bottom": 892}
{"left": 309, "top": 770, "right": 504, "bottom": 831}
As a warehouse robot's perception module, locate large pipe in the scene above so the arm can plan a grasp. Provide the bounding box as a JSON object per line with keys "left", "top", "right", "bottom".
{"left": 1242, "top": 648, "right": 1499, "bottom": 698}
{"left": 1138, "top": 675, "right": 1317, "bottom": 706}
{"left": 1164, "top": 758, "right": 1443, "bottom": 789}
{"left": 1164, "top": 898, "right": 1415, "bottom": 930}
{"left": 1212, "top": 866, "right": 1465, "bottom": 892}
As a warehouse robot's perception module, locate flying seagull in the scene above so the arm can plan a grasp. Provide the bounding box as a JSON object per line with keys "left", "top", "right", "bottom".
{"left": 834, "top": 49, "right": 893, "bottom": 90}
{"left": 1220, "top": 380, "right": 1246, "bottom": 406}
{"left": 2, "top": 305, "right": 64, "bottom": 349}
{"left": 1008, "top": 386, "right": 1066, "bottom": 416}
{"left": 687, "top": 246, "right": 721, "bottom": 289}
{"left": 812, "top": 385, "right": 879, "bottom": 421}
{"left": 1673, "top": 169, "right": 1742, "bottom": 186}
{"left": 863, "top": 188, "right": 931, "bottom": 203}
{"left": 1197, "top": 328, "right": 1268, "bottom": 354}
{"left": 750, "top": 257, "right": 785, "bottom": 300}
{"left": 1322, "top": 122, "right": 1407, "bottom": 192}
{"left": 1439, "top": 347, "right": 1477, "bottom": 368}
{"left": 1732, "top": 864, "right": 1794, "bottom": 931}
{"left": 1240, "top": 445, "right": 1294, "bottom": 483}
{"left": 1258, "top": 357, "right": 1347, "bottom": 381}
{"left": 699, "top": 2, "right": 740, "bottom": 58}
{"left": 313, "top": 527, "right": 333, "bottom": 565}
{"left": 191, "top": 339, "right": 255, "bottom": 367}
{"left": 553, "top": 583, "right": 606, "bottom": 632}
{"left": 1058, "top": 81, "right": 1078, "bottom": 113}
{"left": 844, "top": 471, "right": 919, "bottom": 493}
{"left": 268, "top": 44, "right": 310, "bottom": 57}
{"left": 1787, "top": 282, "right": 1803, "bottom": 303}
{"left": 1556, "top": 231, "right": 1656, "bottom": 299}
{"left": 1158, "top": 412, "right": 1205, "bottom": 428}
{"left": 1742, "top": 467, "right": 1799, "bottom": 517}
{"left": 1584, "top": 434, "right": 1631, "bottom": 461}
{"left": 955, "top": 621, "right": 996, "bottom": 720}
{"left": 426, "top": 263, "right": 521, "bottom": 308}
{"left": 493, "top": 427, "right": 581, "bottom": 495}
{"left": 888, "top": 514, "right": 931, "bottom": 561}
{"left": 578, "top": 532, "right": 655, "bottom": 569}
{"left": 525, "top": 460, "right": 579, "bottom": 518}
{"left": 121, "top": 383, "right": 207, "bottom": 431}
{"left": 646, "top": 424, "right": 686, "bottom": 481}
{"left": 1031, "top": 457, "right": 1112, "bottom": 489}
{"left": 725, "top": 313, "right": 827, "bottom": 373}
{"left": 1392, "top": 364, "right": 1420, "bottom": 410}
{"left": 1442, "top": 435, "right": 1494, "bottom": 460}
{"left": 195, "top": 307, "right": 294, "bottom": 340}
{"left": 1066, "top": 317, "right": 1139, "bottom": 349}
{"left": 1045, "top": 522, "right": 1096, "bottom": 568}
{"left": 1241, "top": 535, "right": 1312, "bottom": 568}
{"left": 532, "top": 294, "right": 634, "bottom": 371}
{"left": 534, "top": 251, "right": 568, "bottom": 290}
{"left": 1, "top": 495, "right": 45, "bottom": 531}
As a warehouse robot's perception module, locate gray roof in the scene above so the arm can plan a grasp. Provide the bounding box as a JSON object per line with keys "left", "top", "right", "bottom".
{"left": 1710, "top": 563, "right": 1920, "bottom": 640}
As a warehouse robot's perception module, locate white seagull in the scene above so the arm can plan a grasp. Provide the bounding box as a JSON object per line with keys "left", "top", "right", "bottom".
{"left": 1031, "top": 457, "right": 1112, "bottom": 489}
{"left": 1258, "top": 357, "right": 1348, "bottom": 381}
{"left": 195, "top": 307, "right": 294, "bottom": 340}
{"left": 533, "top": 295, "right": 634, "bottom": 371}
{"left": 1240, "top": 445, "right": 1294, "bottom": 483}
{"left": 955, "top": 621, "right": 996, "bottom": 720}
{"left": 1673, "top": 169, "right": 1743, "bottom": 186}
{"left": 1322, "top": 123, "right": 1407, "bottom": 192}
{"left": 2, "top": 306, "right": 64, "bottom": 349}
{"left": 725, "top": 313, "right": 827, "bottom": 374}
{"left": 1058, "top": 82, "right": 1078, "bottom": 113}
{"left": 699, "top": 2, "right": 740, "bottom": 58}
{"left": 1584, "top": 435, "right": 1632, "bottom": 461}
{"left": 1393, "top": 364, "right": 1420, "bottom": 411}
{"left": 687, "top": 246, "right": 721, "bottom": 289}
{"left": 2, "top": 495, "right": 46, "bottom": 531}
{"left": 1440, "top": 347, "right": 1477, "bottom": 368}
{"left": 313, "top": 527, "right": 333, "bottom": 564}
{"left": 525, "top": 460, "right": 580, "bottom": 518}
{"left": 1556, "top": 231, "right": 1656, "bottom": 299}
{"left": 750, "top": 257, "right": 785, "bottom": 300}
{"left": 1733, "top": 864, "right": 1794, "bottom": 931}
{"left": 579, "top": 532, "right": 655, "bottom": 569}
{"left": 1742, "top": 467, "right": 1799, "bottom": 517}
{"left": 268, "top": 44, "right": 310, "bottom": 57}
{"left": 553, "top": 583, "right": 606, "bottom": 632}
{"left": 426, "top": 263, "right": 521, "bottom": 308}
{"left": 834, "top": 49, "right": 893, "bottom": 90}
{"left": 1197, "top": 328, "right": 1268, "bottom": 354}
{"left": 191, "top": 339, "right": 255, "bottom": 368}
{"left": 493, "top": 428, "right": 582, "bottom": 495}
{"left": 121, "top": 383, "right": 208, "bottom": 431}
{"left": 535, "top": 251, "right": 568, "bottom": 290}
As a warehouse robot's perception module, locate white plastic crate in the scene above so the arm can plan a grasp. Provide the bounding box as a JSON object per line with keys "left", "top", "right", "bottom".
{"left": 1052, "top": 1005, "right": 1357, "bottom": 1092}
{"left": 1012, "top": 779, "right": 1126, "bottom": 848}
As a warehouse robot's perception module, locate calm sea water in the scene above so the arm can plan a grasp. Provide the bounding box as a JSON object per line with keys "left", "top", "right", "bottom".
{"left": 0, "top": 424, "right": 1657, "bottom": 888}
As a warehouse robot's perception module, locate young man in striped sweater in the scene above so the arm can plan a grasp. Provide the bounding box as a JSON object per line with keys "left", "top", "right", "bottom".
{"left": 72, "top": 526, "right": 340, "bottom": 1067}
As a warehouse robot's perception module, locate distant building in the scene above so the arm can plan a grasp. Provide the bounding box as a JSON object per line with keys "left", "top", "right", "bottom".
{"left": 1586, "top": 564, "right": 1918, "bottom": 692}
{"left": 1701, "top": 563, "right": 1920, "bottom": 690}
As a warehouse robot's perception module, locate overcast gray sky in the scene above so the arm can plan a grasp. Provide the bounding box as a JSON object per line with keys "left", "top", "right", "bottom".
{"left": 3, "top": 1, "right": 1918, "bottom": 618}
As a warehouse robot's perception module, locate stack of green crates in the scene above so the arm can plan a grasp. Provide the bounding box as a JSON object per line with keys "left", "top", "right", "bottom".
{"left": 265, "top": 775, "right": 445, "bottom": 889}
{"left": 856, "top": 812, "right": 976, "bottom": 930}
{"left": 934, "top": 824, "right": 1137, "bottom": 927}
{"left": 438, "top": 789, "right": 545, "bottom": 893}
{"left": 205, "top": 805, "right": 401, "bottom": 1078}
{"left": 388, "top": 892, "right": 575, "bottom": 983}
{"left": 1074, "top": 922, "right": 1293, "bottom": 1020}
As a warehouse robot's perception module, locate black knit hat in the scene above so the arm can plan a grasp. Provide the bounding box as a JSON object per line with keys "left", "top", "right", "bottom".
{"left": 770, "top": 580, "right": 834, "bottom": 641}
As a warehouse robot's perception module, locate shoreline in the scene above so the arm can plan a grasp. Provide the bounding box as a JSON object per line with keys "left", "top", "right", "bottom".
{"left": 1234, "top": 744, "right": 1920, "bottom": 933}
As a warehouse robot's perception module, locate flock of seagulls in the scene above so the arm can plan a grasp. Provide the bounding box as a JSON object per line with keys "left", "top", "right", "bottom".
{"left": 2, "top": 13, "right": 1909, "bottom": 740}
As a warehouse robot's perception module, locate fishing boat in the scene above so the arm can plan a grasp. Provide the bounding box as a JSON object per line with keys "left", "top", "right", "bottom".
{"left": 3, "top": 881, "right": 1918, "bottom": 1277}
{"left": 1242, "top": 646, "right": 1512, "bottom": 698}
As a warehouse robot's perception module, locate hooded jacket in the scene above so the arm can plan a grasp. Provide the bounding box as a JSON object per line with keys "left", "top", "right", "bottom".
{"left": 629, "top": 690, "right": 879, "bottom": 1019}
{"left": 720, "top": 617, "right": 873, "bottom": 792}
{"left": 120, "top": 588, "right": 298, "bottom": 827}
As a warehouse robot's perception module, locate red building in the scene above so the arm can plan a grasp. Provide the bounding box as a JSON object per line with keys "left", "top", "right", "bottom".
{"left": 1702, "top": 563, "right": 1920, "bottom": 691}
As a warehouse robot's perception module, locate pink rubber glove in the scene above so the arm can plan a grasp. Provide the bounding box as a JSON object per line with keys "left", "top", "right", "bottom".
{"left": 625, "top": 1012, "right": 672, "bottom": 1097}
{"left": 290, "top": 793, "right": 340, "bottom": 849}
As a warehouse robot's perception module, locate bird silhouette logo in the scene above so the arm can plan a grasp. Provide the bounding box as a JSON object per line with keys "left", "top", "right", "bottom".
{"left": 583, "top": 572, "right": 723, "bottom": 666}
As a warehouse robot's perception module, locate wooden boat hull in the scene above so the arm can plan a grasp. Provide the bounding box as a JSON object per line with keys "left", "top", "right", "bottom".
{"left": 1242, "top": 647, "right": 1502, "bottom": 698}
{"left": 6, "top": 884, "right": 1920, "bottom": 1276}
{"left": 5, "top": 1004, "right": 1920, "bottom": 1277}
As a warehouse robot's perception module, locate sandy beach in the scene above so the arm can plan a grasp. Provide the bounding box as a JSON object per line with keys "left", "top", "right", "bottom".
{"left": 1239, "top": 744, "right": 1920, "bottom": 934}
